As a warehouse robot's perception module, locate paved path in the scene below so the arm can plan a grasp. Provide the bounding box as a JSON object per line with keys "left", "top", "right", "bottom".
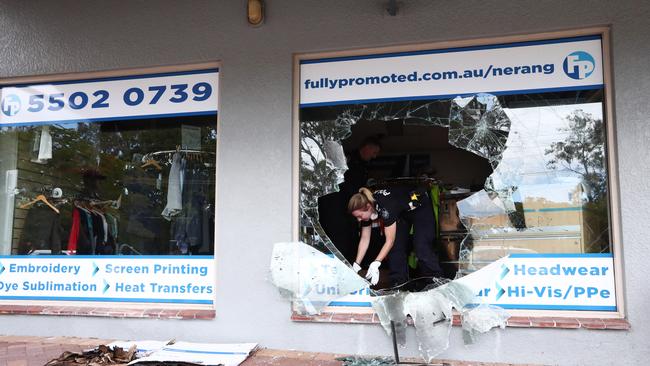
{"left": 0, "top": 335, "right": 544, "bottom": 366}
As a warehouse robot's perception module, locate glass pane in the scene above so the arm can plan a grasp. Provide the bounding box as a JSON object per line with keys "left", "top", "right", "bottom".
{"left": 0, "top": 115, "right": 217, "bottom": 256}
{"left": 299, "top": 89, "right": 610, "bottom": 290}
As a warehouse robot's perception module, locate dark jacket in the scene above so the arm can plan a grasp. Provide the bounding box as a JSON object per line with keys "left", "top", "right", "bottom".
{"left": 19, "top": 205, "right": 62, "bottom": 254}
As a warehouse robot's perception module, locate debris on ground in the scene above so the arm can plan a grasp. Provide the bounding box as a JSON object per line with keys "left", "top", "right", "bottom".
{"left": 45, "top": 344, "right": 137, "bottom": 366}
{"left": 336, "top": 356, "right": 396, "bottom": 366}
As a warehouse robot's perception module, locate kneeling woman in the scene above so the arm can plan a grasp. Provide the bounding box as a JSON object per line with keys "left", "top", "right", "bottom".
{"left": 348, "top": 187, "right": 442, "bottom": 288}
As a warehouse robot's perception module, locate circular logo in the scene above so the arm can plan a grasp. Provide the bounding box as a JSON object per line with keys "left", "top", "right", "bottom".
{"left": 563, "top": 51, "right": 595, "bottom": 80}
{"left": 1, "top": 94, "right": 21, "bottom": 117}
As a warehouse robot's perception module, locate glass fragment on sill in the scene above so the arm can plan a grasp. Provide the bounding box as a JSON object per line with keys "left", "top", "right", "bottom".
{"left": 336, "top": 356, "right": 395, "bottom": 366}
{"left": 371, "top": 291, "right": 409, "bottom": 346}
{"left": 460, "top": 304, "right": 509, "bottom": 344}
{"left": 402, "top": 284, "right": 454, "bottom": 359}
{"left": 371, "top": 258, "right": 509, "bottom": 362}
{"left": 269, "top": 242, "right": 366, "bottom": 315}
{"left": 268, "top": 249, "right": 509, "bottom": 362}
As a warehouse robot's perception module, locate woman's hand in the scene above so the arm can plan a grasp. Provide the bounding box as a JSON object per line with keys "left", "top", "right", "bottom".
{"left": 365, "top": 261, "right": 381, "bottom": 285}
{"left": 352, "top": 262, "right": 362, "bottom": 273}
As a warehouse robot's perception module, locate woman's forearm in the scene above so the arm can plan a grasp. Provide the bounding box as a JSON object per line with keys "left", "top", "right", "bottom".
{"left": 355, "top": 226, "right": 371, "bottom": 264}
{"left": 374, "top": 223, "right": 396, "bottom": 262}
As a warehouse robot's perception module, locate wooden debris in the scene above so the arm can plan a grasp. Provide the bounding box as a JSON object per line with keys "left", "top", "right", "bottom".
{"left": 46, "top": 344, "right": 137, "bottom": 366}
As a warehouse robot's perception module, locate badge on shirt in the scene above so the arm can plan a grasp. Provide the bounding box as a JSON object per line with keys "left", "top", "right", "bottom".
{"left": 408, "top": 191, "right": 422, "bottom": 211}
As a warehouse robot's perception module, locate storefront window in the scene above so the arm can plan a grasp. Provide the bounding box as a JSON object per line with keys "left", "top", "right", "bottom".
{"left": 296, "top": 34, "right": 617, "bottom": 313}
{"left": 301, "top": 91, "right": 609, "bottom": 270}
{"left": 0, "top": 117, "right": 216, "bottom": 256}
{"left": 0, "top": 68, "right": 218, "bottom": 305}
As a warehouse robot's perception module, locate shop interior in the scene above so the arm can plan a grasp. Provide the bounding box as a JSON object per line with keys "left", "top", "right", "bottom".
{"left": 316, "top": 118, "right": 493, "bottom": 284}
{"left": 0, "top": 115, "right": 217, "bottom": 256}
{"left": 302, "top": 90, "right": 610, "bottom": 288}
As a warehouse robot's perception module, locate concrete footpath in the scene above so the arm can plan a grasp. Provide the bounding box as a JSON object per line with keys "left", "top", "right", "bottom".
{"left": 0, "top": 335, "right": 543, "bottom": 366}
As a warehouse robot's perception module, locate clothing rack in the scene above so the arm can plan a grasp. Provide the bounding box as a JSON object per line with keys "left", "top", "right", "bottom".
{"left": 141, "top": 149, "right": 216, "bottom": 165}
{"left": 74, "top": 196, "right": 121, "bottom": 210}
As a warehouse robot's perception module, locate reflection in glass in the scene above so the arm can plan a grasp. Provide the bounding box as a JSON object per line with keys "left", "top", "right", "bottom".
{"left": 0, "top": 116, "right": 217, "bottom": 256}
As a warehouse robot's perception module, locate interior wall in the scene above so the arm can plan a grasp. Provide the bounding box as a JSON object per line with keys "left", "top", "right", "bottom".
{"left": 346, "top": 121, "right": 493, "bottom": 187}
{"left": 0, "top": 1, "right": 648, "bottom": 364}
{"left": 427, "top": 149, "right": 493, "bottom": 188}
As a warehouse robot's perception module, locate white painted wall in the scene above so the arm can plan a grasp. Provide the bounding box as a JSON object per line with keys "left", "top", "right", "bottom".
{"left": 0, "top": 1, "right": 648, "bottom": 364}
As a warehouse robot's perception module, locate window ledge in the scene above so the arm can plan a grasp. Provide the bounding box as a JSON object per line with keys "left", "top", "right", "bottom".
{"left": 0, "top": 304, "right": 215, "bottom": 319}
{"left": 291, "top": 312, "right": 630, "bottom": 330}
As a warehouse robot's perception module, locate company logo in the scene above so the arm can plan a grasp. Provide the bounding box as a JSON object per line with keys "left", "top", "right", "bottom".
{"left": 1, "top": 94, "right": 21, "bottom": 117}
{"left": 563, "top": 51, "right": 596, "bottom": 80}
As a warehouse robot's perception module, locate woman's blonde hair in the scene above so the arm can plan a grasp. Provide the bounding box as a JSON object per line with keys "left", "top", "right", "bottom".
{"left": 347, "top": 187, "right": 375, "bottom": 213}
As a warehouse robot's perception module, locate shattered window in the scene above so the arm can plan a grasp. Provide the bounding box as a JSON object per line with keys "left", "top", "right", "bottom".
{"left": 288, "top": 88, "right": 611, "bottom": 359}
{"left": 278, "top": 35, "right": 613, "bottom": 361}
{"left": 299, "top": 88, "right": 610, "bottom": 286}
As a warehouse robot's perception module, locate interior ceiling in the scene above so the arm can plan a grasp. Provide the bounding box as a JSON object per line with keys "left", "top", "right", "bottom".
{"left": 343, "top": 119, "right": 451, "bottom": 154}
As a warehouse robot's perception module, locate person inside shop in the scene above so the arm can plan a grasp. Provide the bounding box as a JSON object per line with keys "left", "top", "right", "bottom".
{"left": 338, "top": 136, "right": 382, "bottom": 197}
{"left": 348, "top": 186, "right": 443, "bottom": 290}
{"left": 318, "top": 136, "right": 382, "bottom": 264}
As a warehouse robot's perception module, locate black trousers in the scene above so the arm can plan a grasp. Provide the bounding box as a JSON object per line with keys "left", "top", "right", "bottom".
{"left": 387, "top": 197, "right": 442, "bottom": 287}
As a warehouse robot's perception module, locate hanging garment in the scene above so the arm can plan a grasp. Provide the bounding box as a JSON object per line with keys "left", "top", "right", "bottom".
{"left": 200, "top": 204, "right": 215, "bottom": 254}
{"left": 77, "top": 207, "right": 96, "bottom": 254}
{"left": 105, "top": 213, "right": 119, "bottom": 242}
{"left": 171, "top": 162, "right": 201, "bottom": 253}
{"left": 38, "top": 126, "right": 53, "bottom": 160}
{"left": 162, "top": 153, "right": 183, "bottom": 220}
{"left": 98, "top": 212, "right": 109, "bottom": 243}
{"left": 123, "top": 167, "right": 169, "bottom": 254}
{"left": 67, "top": 207, "right": 81, "bottom": 253}
{"left": 18, "top": 204, "right": 62, "bottom": 254}
{"left": 170, "top": 160, "right": 214, "bottom": 254}
{"left": 74, "top": 207, "right": 93, "bottom": 255}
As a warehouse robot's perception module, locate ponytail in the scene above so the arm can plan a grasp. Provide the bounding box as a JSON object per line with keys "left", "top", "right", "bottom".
{"left": 347, "top": 187, "right": 375, "bottom": 213}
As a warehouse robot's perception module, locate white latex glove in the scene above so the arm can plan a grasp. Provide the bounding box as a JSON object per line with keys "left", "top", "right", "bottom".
{"left": 365, "top": 261, "right": 381, "bottom": 285}
{"left": 352, "top": 262, "right": 362, "bottom": 273}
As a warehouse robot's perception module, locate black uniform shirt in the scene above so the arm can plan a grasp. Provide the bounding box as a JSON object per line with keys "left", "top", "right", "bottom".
{"left": 363, "top": 186, "right": 425, "bottom": 227}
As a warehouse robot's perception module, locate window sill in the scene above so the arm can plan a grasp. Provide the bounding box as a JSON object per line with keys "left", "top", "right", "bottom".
{"left": 291, "top": 312, "right": 630, "bottom": 330}
{"left": 0, "top": 304, "right": 215, "bottom": 319}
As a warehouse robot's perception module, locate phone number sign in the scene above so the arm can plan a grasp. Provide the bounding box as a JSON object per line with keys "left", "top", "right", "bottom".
{"left": 0, "top": 69, "right": 218, "bottom": 126}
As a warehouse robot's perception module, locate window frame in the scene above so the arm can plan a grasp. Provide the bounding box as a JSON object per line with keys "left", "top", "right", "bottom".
{"left": 291, "top": 27, "right": 624, "bottom": 320}
{"left": 0, "top": 61, "right": 222, "bottom": 313}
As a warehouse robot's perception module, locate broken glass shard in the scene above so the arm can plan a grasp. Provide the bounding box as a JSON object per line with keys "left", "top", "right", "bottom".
{"left": 270, "top": 242, "right": 367, "bottom": 315}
